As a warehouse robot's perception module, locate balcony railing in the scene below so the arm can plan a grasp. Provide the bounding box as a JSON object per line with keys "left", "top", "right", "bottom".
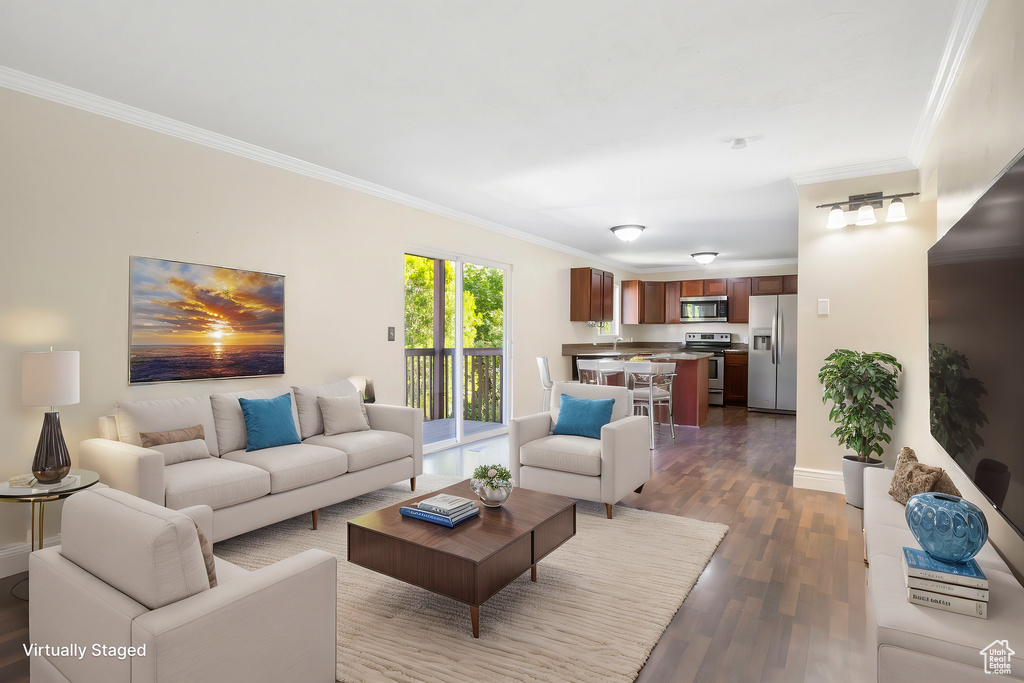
{"left": 405, "top": 347, "right": 503, "bottom": 423}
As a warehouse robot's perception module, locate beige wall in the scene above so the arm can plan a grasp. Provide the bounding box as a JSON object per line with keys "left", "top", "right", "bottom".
{"left": 795, "top": 0, "right": 1024, "bottom": 574}
{"left": 0, "top": 86, "right": 619, "bottom": 564}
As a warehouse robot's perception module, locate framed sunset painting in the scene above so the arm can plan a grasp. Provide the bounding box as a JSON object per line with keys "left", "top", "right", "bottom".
{"left": 129, "top": 256, "right": 285, "bottom": 383}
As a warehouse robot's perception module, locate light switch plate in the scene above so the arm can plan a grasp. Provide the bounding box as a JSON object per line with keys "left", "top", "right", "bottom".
{"left": 388, "top": 326, "right": 395, "bottom": 341}
{"left": 817, "top": 299, "right": 830, "bottom": 316}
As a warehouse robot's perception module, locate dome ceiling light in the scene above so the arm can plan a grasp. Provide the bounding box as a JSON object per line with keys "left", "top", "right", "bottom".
{"left": 611, "top": 224, "right": 645, "bottom": 242}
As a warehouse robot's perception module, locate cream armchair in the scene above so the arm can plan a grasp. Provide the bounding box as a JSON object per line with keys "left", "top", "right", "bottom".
{"left": 29, "top": 488, "right": 337, "bottom": 683}
{"left": 509, "top": 381, "right": 651, "bottom": 518}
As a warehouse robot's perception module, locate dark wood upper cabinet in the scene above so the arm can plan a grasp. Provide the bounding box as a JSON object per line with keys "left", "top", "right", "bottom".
{"left": 783, "top": 274, "right": 798, "bottom": 294}
{"left": 621, "top": 280, "right": 640, "bottom": 324}
{"left": 704, "top": 279, "right": 727, "bottom": 296}
{"left": 727, "top": 277, "right": 751, "bottom": 323}
{"left": 570, "top": 267, "right": 614, "bottom": 321}
{"left": 665, "top": 281, "right": 681, "bottom": 324}
{"left": 751, "top": 274, "right": 798, "bottom": 296}
{"left": 681, "top": 280, "right": 704, "bottom": 297}
{"left": 642, "top": 281, "right": 666, "bottom": 324}
{"left": 622, "top": 279, "right": 667, "bottom": 324}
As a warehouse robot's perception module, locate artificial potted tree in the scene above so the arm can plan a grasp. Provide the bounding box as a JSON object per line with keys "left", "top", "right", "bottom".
{"left": 818, "top": 349, "right": 903, "bottom": 508}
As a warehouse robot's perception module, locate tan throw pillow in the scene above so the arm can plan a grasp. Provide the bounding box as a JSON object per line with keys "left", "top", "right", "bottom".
{"left": 888, "top": 445, "right": 962, "bottom": 503}
{"left": 318, "top": 394, "right": 370, "bottom": 436}
{"left": 194, "top": 522, "right": 217, "bottom": 588}
{"left": 932, "top": 471, "right": 962, "bottom": 497}
{"left": 150, "top": 439, "right": 211, "bottom": 465}
{"left": 140, "top": 424, "right": 205, "bottom": 448}
{"left": 889, "top": 447, "right": 919, "bottom": 500}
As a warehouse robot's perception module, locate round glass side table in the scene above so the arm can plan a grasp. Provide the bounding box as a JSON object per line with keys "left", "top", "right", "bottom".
{"left": 0, "top": 469, "right": 100, "bottom": 600}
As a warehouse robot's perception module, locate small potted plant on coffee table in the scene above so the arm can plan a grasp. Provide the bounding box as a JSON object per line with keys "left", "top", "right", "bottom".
{"left": 470, "top": 464, "right": 513, "bottom": 507}
{"left": 818, "top": 349, "right": 902, "bottom": 508}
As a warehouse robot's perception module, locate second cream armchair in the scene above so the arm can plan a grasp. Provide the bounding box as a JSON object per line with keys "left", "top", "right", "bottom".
{"left": 509, "top": 381, "right": 651, "bottom": 518}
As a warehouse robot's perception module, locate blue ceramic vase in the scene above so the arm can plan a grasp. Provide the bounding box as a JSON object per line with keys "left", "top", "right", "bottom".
{"left": 905, "top": 492, "right": 988, "bottom": 563}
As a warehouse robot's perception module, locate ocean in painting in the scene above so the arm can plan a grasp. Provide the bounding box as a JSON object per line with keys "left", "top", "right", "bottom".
{"left": 130, "top": 345, "right": 284, "bottom": 383}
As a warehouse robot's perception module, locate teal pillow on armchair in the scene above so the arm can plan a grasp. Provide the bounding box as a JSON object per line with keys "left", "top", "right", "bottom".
{"left": 552, "top": 393, "right": 615, "bottom": 439}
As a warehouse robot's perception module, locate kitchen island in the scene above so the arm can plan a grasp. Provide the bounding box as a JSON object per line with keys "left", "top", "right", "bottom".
{"left": 562, "top": 346, "right": 711, "bottom": 427}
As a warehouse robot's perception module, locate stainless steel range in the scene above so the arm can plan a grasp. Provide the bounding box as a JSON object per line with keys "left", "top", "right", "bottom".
{"left": 684, "top": 332, "right": 731, "bottom": 406}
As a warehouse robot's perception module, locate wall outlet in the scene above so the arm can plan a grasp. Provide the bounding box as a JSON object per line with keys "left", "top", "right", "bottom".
{"left": 388, "top": 326, "right": 395, "bottom": 341}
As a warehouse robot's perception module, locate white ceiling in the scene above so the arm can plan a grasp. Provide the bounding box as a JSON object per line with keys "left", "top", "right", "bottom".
{"left": 0, "top": 1, "right": 972, "bottom": 271}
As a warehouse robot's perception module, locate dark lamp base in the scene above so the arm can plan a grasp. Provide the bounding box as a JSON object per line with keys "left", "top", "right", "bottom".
{"left": 32, "top": 411, "right": 71, "bottom": 483}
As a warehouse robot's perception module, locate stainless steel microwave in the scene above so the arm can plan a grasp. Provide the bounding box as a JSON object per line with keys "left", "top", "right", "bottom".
{"left": 680, "top": 296, "right": 728, "bottom": 323}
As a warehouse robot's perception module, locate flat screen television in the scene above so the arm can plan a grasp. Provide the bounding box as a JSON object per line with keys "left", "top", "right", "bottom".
{"left": 928, "top": 149, "right": 1024, "bottom": 541}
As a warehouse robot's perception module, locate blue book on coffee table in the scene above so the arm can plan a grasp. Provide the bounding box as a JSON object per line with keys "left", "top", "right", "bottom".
{"left": 400, "top": 505, "right": 479, "bottom": 527}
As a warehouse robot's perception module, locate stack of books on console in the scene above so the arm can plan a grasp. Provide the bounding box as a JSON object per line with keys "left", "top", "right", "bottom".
{"left": 399, "top": 493, "right": 480, "bottom": 528}
{"left": 902, "top": 546, "right": 989, "bottom": 619}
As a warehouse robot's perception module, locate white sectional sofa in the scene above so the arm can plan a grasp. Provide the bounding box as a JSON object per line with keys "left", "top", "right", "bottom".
{"left": 863, "top": 467, "right": 1024, "bottom": 681}
{"left": 80, "top": 380, "right": 422, "bottom": 542}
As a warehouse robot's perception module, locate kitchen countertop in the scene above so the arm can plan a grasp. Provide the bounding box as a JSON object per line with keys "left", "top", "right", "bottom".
{"left": 563, "top": 343, "right": 748, "bottom": 357}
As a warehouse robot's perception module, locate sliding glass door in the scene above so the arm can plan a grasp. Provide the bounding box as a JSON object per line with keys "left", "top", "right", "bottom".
{"left": 404, "top": 252, "right": 508, "bottom": 451}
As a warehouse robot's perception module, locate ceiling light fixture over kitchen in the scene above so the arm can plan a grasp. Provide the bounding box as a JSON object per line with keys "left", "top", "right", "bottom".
{"left": 691, "top": 252, "right": 718, "bottom": 265}
{"left": 816, "top": 191, "right": 919, "bottom": 229}
{"left": 611, "top": 224, "right": 645, "bottom": 242}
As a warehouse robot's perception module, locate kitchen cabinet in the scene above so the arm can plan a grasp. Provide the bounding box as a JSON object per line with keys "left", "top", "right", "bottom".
{"left": 751, "top": 275, "right": 798, "bottom": 296}
{"left": 570, "top": 267, "right": 614, "bottom": 321}
{"left": 723, "top": 353, "right": 748, "bottom": 406}
{"left": 681, "top": 280, "right": 704, "bottom": 297}
{"left": 664, "top": 281, "right": 681, "bottom": 324}
{"left": 727, "top": 277, "right": 751, "bottom": 323}
{"left": 704, "top": 279, "right": 727, "bottom": 296}
{"left": 622, "top": 280, "right": 667, "bottom": 324}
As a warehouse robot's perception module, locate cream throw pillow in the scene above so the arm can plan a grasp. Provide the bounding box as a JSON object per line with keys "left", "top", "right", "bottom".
{"left": 318, "top": 395, "right": 370, "bottom": 435}
{"left": 150, "top": 439, "right": 211, "bottom": 466}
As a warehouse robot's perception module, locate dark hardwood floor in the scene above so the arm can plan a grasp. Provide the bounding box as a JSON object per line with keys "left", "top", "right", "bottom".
{"left": 0, "top": 406, "right": 866, "bottom": 683}
{"left": 630, "top": 407, "right": 867, "bottom": 683}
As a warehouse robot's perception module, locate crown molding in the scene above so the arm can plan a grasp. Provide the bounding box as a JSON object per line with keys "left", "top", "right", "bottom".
{"left": 630, "top": 257, "right": 799, "bottom": 276}
{"left": 907, "top": 0, "right": 989, "bottom": 166}
{"left": 790, "top": 158, "right": 917, "bottom": 186}
{"left": 0, "top": 66, "right": 637, "bottom": 272}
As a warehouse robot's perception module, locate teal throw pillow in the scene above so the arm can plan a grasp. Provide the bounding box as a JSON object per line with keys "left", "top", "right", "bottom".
{"left": 239, "top": 394, "right": 301, "bottom": 451}
{"left": 552, "top": 393, "right": 615, "bottom": 439}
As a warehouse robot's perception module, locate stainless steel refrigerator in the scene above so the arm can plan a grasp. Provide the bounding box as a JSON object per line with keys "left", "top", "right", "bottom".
{"left": 748, "top": 294, "right": 797, "bottom": 412}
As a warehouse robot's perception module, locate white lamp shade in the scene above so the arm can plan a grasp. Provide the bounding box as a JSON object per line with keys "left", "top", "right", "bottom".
{"left": 886, "top": 196, "right": 908, "bottom": 222}
{"left": 23, "top": 351, "right": 80, "bottom": 407}
{"left": 611, "top": 225, "right": 644, "bottom": 242}
{"left": 692, "top": 252, "right": 718, "bottom": 265}
{"left": 826, "top": 205, "right": 848, "bottom": 229}
{"left": 855, "top": 204, "right": 877, "bottom": 226}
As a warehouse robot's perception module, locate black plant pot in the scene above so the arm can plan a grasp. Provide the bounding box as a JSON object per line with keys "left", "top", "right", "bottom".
{"left": 32, "top": 411, "right": 71, "bottom": 483}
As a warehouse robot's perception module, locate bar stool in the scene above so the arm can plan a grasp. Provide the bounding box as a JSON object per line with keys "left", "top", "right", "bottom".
{"left": 622, "top": 361, "right": 676, "bottom": 448}
{"left": 537, "top": 357, "right": 553, "bottom": 411}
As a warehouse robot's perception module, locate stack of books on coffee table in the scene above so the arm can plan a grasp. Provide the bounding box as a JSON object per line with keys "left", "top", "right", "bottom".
{"left": 901, "top": 546, "right": 989, "bottom": 619}
{"left": 399, "top": 493, "right": 479, "bottom": 528}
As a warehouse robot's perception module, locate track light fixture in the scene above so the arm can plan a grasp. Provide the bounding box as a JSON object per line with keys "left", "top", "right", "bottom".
{"left": 611, "top": 224, "right": 645, "bottom": 242}
{"left": 816, "top": 191, "right": 918, "bottom": 229}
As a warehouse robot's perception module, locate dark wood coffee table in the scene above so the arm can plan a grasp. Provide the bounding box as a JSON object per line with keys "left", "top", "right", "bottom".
{"left": 347, "top": 480, "right": 576, "bottom": 638}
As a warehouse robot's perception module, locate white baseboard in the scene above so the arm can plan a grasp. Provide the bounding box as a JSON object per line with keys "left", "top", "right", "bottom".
{"left": 0, "top": 535, "right": 61, "bottom": 579}
{"left": 792, "top": 467, "right": 846, "bottom": 496}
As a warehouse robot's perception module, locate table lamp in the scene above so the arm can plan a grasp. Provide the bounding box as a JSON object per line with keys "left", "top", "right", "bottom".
{"left": 22, "top": 350, "right": 80, "bottom": 483}
{"left": 346, "top": 375, "right": 376, "bottom": 403}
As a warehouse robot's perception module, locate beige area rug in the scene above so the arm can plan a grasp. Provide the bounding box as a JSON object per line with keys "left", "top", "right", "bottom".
{"left": 214, "top": 475, "right": 728, "bottom": 683}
